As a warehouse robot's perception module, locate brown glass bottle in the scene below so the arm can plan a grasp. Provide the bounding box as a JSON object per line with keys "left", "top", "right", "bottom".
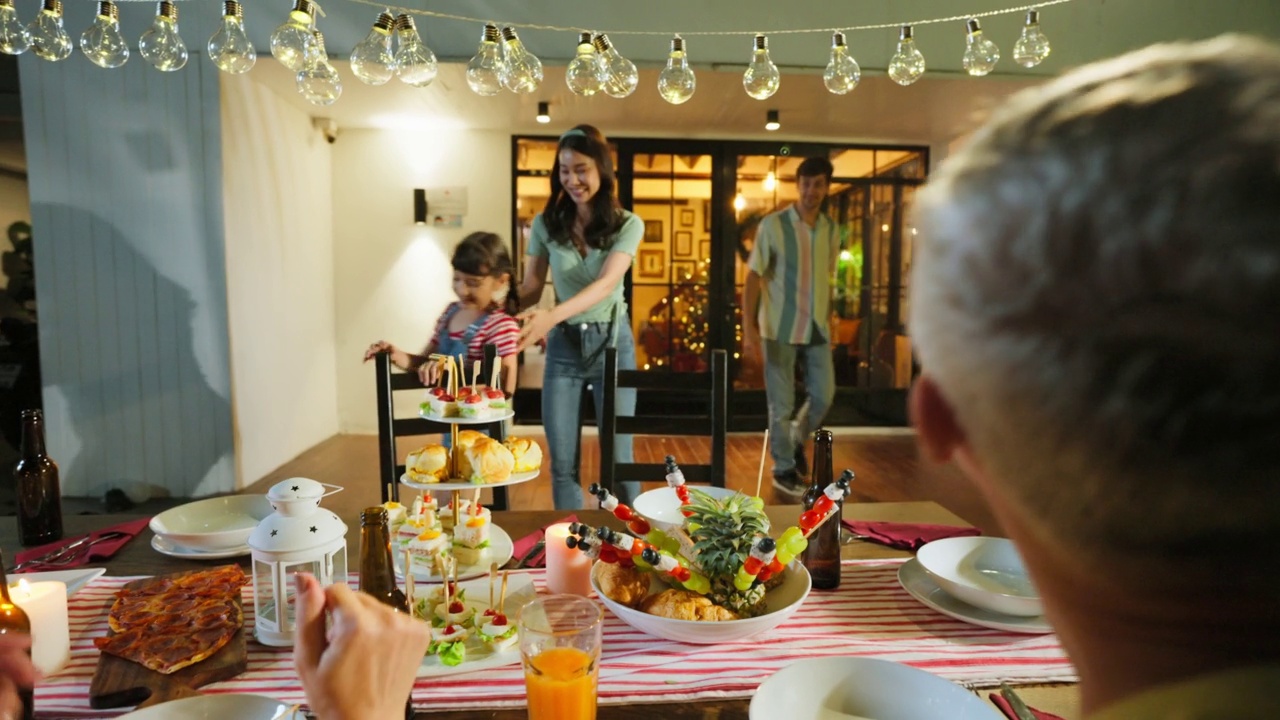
{"left": 358, "top": 507, "right": 408, "bottom": 612}
{"left": 800, "top": 429, "right": 842, "bottom": 590}
{"left": 15, "top": 409, "right": 63, "bottom": 547}
{"left": 0, "top": 551, "right": 35, "bottom": 720}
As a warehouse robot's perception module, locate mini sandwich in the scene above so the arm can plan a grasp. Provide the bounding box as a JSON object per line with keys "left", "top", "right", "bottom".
{"left": 440, "top": 498, "right": 471, "bottom": 532}
{"left": 429, "top": 624, "right": 468, "bottom": 667}
{"left": 405, "top": 444, "right": 448, "bottom": 484}
{"left": 476, "top": 612, "right": 518, "bottom": 652}
{"left": 461, "top": 437, "right": 515, "bottom": 484}
{"left": 433, "top": 598, "right": 476, "bottom": 628}
{"left": 407, "top": 528, "right": 450, "bottom": 568}
{"left": 451, "top": 513, "right": 491, "bottom": 565}
{"left": 381, "top": 501, "right": 408, "bottom": 535}
{"left": 503, "top": 437, "right": 543, "bottom": 473}
{"left": 423, "top": 389, "right": 457, "bottom": 418}
{"left": 458, "top": 393, "right": 489, "bottom": 420}
{"left": 396, "top": 515, "right": 433, "bottom": 546}
{"left": 484, "top": 388, "right": 509, "bottom": 412}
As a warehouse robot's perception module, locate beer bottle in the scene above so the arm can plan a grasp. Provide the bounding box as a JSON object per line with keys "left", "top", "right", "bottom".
{"left": 800, "top": 429, "right": 842, "bottom": 590}
{"left": 14, "top": 409, "right": 63, "bottom": 547}
{"left": 358, "top": 507, "right": 408, "bottom": 612}
{"left": 0, "top": 551, "right": 35, "bottom": 720}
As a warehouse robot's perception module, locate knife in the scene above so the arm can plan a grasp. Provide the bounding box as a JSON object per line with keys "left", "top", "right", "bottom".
{"left": 514, "top": 539, "right": 546, "bottom": 569}
{"left": 999, "top": 682, "right": 1038, "bottom": 720}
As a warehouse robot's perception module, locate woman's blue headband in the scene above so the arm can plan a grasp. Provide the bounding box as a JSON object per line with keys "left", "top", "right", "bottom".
{"left": 559, "top": 128, "right": 586, "bottom": 142}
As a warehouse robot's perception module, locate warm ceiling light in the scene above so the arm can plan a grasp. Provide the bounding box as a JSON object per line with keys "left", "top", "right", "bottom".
{"left": 536, "top": 101, "right": 551, "bottom": 124}
{"left": 765, "top": 109, "right": 780, "bottom": 131}
{"left": 762, "top": 171, "right": 777, "bottom": 192}
{"left": 733, "top": 193, "right": 747, "bottom": 212}
{"left": 413, "top": 188, "right": 427, "bottom": 225}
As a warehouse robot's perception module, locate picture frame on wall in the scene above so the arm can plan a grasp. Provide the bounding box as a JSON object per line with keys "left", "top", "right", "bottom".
{"left": 675, "top": 231, "right": 693, "bottom": 257}
{"left": 703, "top": 200, "right": 712, "bottom": 232}
{"left": 672, "top": 260, "right": 696, "bottom": 282}
{"left": 643, "top": 220, "right": 663, "bottom": 244}
{"left": 680, "top": 208, "right": 695, "bottom": 227}
{"left": 699, "top": 238, "right": 711, "bottom": 260}
{"left": 638, "top": 248, "right": 665, "bottom": 279}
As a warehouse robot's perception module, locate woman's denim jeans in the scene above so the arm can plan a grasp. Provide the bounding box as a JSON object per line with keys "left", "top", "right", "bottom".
{"left": 542, "top": 321, "right": 638, "bottom": 509}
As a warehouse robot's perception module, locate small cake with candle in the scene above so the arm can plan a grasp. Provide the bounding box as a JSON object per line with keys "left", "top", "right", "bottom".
{"left": 429, "top": 624, "right": 468, "bottom": 667}
{"left": 477, "top": 612, "right": 518, "bottom": 651}
{"left": 407, "top": 527, "right": 450, "bottom": 567}
{"left": 458, "top": 393, "right": 489, "bottom": 420}
{"left": 451, "top": 513, "right": 491, "bottom": 565}
{"left": 433, "top": 597, "right": 475, "bottom": 628}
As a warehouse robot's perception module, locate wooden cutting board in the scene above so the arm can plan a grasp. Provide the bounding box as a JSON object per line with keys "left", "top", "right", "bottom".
{"left": 89, "top": 570, "right": 250, "bottom": 709}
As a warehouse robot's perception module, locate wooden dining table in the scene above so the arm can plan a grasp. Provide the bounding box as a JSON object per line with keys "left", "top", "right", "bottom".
{"left": 5, "top": 501, "right": 1081, "bottom": 719}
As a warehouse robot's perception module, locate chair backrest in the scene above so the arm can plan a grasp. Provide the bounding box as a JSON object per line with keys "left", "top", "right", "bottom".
{"left": 598, "top": 347, "right": 728, "bottom": 492}
{"left": 374, "top": 344, "right": 509, "bottom": 510}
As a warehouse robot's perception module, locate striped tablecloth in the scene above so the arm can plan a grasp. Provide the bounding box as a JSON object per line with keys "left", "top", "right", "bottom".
{"left": 37, "top": 559, "right": 1077, "bottom": 717}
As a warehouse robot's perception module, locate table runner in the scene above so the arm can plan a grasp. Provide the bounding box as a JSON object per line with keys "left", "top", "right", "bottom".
{"left": 37, "top": 559, "right": 1076, "bottom": 717}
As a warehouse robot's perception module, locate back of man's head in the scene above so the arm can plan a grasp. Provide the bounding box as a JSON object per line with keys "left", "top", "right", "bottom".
{"left": 910, "top": 35, "right": 1280, "bottom": 584}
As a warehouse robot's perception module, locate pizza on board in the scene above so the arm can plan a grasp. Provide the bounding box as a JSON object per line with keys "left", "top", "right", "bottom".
{"left": 94, "top": 565, "right": 249, "bottom": 675}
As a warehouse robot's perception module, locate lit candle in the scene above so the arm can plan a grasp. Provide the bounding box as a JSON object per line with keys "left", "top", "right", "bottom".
{"left": 544, "top": 523, "right": 592, "bottom": 596}
{"left": 11, "top": 580, "right": 69, "bottom": 675}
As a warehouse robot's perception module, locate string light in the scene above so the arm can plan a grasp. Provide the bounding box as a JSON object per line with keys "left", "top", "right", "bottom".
{"left": 393, "top": 14, "right": 438, "bottom": 88}
{"left": 1013, "top": 9, "right": 1051, "bottom": 67}
{"left": 0, "top": 0, "right": 31, "bottom": 55}
{"left": 29, "top": 0, "right": 71, "bottom": 62}
{"left": 465, "top": 23, "right": 504, "bottom": 96}
{"left": 823, "top": 31, "right": 860, "bottom": 94}
{"left": 349, "top": 11, "right": 396, "bottom": 85}
{"left": 657, "top": 35, "right": 695, "bottom": 104}
{"left": 297, "top": 29, "right": 342, "bottom": 105}
{"left": 208, "top": 0, "right": 255, "bottom": 74}
{"left": 80, "top": 1, "right": 128, "bottom": 68}
{"left": 962, "top": 18, "right": 1000, "bottom": 76}
{"left": 499, "top": 26, "right": 542, "bottom": 94}
{"left": 138, "top": 1, "right": 187, "bottom": 72}
{"left": 270, "top": 0, "right": 315, "bottom": 72}
{"left": 565, "top": 31, "right": 600, "bottom": 96}
{"left": 887, "top": 25, "right": 925, "bottom": 86}
{"left": 593, "top": 33, "right": 638, "bottom": 99}
{"left": 742, "top": 34, "right": 779, "bottom": 100}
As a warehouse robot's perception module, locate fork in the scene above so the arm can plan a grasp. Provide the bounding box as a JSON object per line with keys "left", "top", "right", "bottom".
{"left": 10, "top": 531, "right": 129, "bottom": 572}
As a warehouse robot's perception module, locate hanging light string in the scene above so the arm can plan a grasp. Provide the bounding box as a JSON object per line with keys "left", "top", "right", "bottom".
{"left": 337, "top": 0, "right": 1074, "bottom": 36}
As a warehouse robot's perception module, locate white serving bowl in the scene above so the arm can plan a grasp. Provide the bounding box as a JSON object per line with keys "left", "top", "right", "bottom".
{"left": 117, "top": 693, "right": 302, "bottom": 719}
{"left": 632, "top": 485, "right": 741, "bottom": 531}
{"left": 150, "top": 495, "right": 274, "bottom": 551}
{"left": 915, "top": 536, "right": 1043, "bottom": 617}
{"left": 591, "top": 560, "right": 810, "bottom": 644}
{"left": 750, "top": 656, "right": 1000, "bottom": 720}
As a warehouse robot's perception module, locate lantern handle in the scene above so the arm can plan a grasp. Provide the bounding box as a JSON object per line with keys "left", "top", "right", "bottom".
{"left": 319, "top": 483, "right": 345, "bottom": 499}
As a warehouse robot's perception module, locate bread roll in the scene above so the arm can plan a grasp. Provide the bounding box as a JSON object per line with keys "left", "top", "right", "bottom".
{"left": 640, "top": 589, "right": 739, "bottom": 622}
{"left": 462, "top": 437, "right": 515, "bottom": 484}
{"left": 406, "top": 444, "right": 448, "bottom": 483}
{"left": 503, "top": 437, "right": 543, "bottom": 473}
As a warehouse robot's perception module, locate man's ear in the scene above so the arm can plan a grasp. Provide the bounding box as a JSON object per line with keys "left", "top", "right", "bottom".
{"left": 909, "top": 375, "right": 967, "bottom": 464}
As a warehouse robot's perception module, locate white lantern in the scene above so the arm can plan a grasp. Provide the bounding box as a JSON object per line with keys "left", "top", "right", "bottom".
{"left": 247, "top": 477, "right": 348, "bottom": 647}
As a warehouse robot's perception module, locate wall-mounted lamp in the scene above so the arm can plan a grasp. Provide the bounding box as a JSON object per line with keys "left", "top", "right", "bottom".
{"left": 413, "top": 188, "right": 427, "bottom": 225}
{"left": 536, "top": 101, "right": 551, "bottom": 124}
{"left": 765, "top": 109, "right": 780, "bottom": 131}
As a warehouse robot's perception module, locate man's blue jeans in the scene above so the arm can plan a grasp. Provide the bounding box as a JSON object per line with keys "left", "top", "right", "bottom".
{"left": 762, "top": 337, "right": 836, "bottom": 476}
{"left": 542, "top": 322, "right": 639, "bottom": 509}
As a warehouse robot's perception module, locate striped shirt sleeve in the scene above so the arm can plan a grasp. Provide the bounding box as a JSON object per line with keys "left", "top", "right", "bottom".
{"left": 473, "top": 311, "right": 520, "bottom": 358}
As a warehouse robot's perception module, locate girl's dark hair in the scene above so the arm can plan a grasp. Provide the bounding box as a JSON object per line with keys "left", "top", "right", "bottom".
{"left": 542, "top": 124, "right": 625, "bottom": 250}
{"left": 452, "top": 232, "right": 517, "bottom": 316}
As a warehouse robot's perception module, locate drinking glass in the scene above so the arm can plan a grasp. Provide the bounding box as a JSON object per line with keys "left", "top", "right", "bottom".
{"left": 518, "top": 594, "right": 604, "bottom": 720}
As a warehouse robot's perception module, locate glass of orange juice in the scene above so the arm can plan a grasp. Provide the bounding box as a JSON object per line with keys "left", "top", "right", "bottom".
{"left": 518, "top": 594, "right": 604, "bottom": 720}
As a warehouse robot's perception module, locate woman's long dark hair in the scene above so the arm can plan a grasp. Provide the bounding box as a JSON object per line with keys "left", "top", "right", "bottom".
{"left": 542, "top": 124, "right": 624, "bottom": 250}
{"left": 452, "top": 232, "right": 518, "bottom": 317}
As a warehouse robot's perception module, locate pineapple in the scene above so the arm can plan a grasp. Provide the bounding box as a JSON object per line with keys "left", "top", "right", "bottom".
{"left": 684, "top": 489, "right": 772, "bottom": 617}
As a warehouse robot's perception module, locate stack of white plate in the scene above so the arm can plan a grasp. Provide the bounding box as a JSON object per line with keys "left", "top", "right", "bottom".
{"left": 899, "top": 536, "right": 1053, "bottom": 634}
{"left": 149, "top": 495, "right": 273, "bottom": 559}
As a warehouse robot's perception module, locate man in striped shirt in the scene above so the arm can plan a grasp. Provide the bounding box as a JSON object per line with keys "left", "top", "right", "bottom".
{"left": 744, "top": 157, "right": 839, "bottom": 498}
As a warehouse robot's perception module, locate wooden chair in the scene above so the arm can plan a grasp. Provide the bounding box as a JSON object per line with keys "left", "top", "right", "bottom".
{"left": 598, "top": 347, "right": 728, "bottom": 492}
{"left": 374, "top": 344, "right": 509, "bottom": 510}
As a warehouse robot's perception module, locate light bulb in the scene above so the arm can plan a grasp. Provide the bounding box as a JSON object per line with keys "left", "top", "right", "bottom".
{"left": 657, "top": 35, "right": 696, "bottom": 104}
{"left": 208, "top": 0, "right": 255, "bottom": 74}
{"left": 348, "top": 12, "right": 395, "bottom": 85}
{"left": 962, "top": 18, "right": 1000, "bottom": 76}
{"left": 887, "top": 25, "right": 925, "bottom": 86}
{"left": 466, "top": 23, "right": 504, "bottom": 96}
{"left": 79, "top": 1, "right": 128, "bottom": 68}
{"left": 743, "top": 34, "right": 779, "bottom": 100}
{"left": 270, "top": 0, "right": 315, "bottom": 72}
{"left": 763, "top": 171, "right": 777, "bottom": 192}
{"left": 297, "top": 30, "right": 341, "bottom": 106}
{"left": 392, "top": 15, "right": 437, "bottom": 87}
{"left": 1013, "top": 10, "right": 1051, "bottom": 68}
{"left": 499, "top": 26, "right": 542, "bottom": 94}
{"left": 535, "top": 100, "right": 550, "bottom": 124}
{"left": 564, "top": 31, "right": 600, "bottom": 97}
{"left": 0, "top": 0, "right": 31, "bottom": 55}
{"left": 138, "top": 1, "right": 186, "bottom": 71}
{"left": 823, "top": 31, "right": 860, "bottom": 95}
{"left": 28, "top": 0, "right": 70, "bottom": 62}
{"left": 733, "top": 194, "right": 747, "bottom": 212}
{"left": 764, "top": 109, "right": 779, "bottom": 131}
{"left": 592, "top": 33, "right": 637, "bottom": 99}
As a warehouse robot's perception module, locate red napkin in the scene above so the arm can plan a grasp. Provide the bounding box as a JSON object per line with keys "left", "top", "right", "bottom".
{"left": 13, "top": 517, "right": 151, "bottom": 572}
{"left": 988, "top": 692, "right": 1066, "bottom": 720}
{"left": 841, "top": 519, "right": 980, "bottom": 551}
{"left": 511, "top": 514, "right": 578, "bottom": 569}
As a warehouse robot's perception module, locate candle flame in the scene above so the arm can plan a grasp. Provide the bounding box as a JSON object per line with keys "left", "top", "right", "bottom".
{"left": 15, "top": 579, "right": 30, "bottom": 595}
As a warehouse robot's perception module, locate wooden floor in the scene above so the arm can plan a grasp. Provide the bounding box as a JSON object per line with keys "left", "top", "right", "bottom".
{"left": 246, "top": 430, "right": 1004, "bottom": 534}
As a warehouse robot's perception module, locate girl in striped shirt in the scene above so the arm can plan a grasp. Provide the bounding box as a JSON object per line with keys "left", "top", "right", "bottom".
{"left": 364, "top": 232, "right": 519, "bottom": 397}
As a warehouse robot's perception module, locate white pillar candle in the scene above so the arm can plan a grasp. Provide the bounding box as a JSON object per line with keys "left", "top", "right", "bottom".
{"left": 544, "top": 523, "right": 593, "bottom": 596}
{"left": 11, "top": 580, "right": 70, "bottom": 675}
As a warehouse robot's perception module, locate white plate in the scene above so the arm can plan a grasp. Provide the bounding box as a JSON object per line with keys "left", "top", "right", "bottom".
{"left": 592, "top": 560, "right": 810, "bottom": 645}
{"left": 916, "top": 537, "right": 1042, "bottom": 617}
{"left": 417, "top": 408, "right": 515, "bottom": 425}
{"left": 898, "top": 558, "right": 1053, "bottom": 634}
{"left": 414, "top": 572, "right": 535, "bottom": 678}
{"left": 152, "top": 535, "right": 251, "bottom": 560}
{"left": 150, "top": 495, "right": 273, "bottom": 551}
{"left": 115, "top": 693, "right": 302, "bottom": 719}
{"left": 632, "top": 486, "right": 742, "bottom": 532}
{"left": 750, "top": 656, "right": 1001, "bottom": 720}
{"left": 400, "top": 469, "right": 539, "bottom": 492}
{"left": 394, "top": 524, "right": 514, "bottom": 582}
{"left": 10, "top": 568, "right": 106, "bottom": 597}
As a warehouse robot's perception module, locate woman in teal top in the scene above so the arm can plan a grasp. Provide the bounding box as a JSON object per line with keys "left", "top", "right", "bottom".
{"left": 517, "top": 124, "right": 642, "bottom": 508}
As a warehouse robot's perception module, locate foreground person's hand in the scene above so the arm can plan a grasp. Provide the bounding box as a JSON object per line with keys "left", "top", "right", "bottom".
{"left": 294, "top": 573, "right": 431, "bottom": 720}
{"left": 0, "top": 634, "right": 38, "bottom": 720}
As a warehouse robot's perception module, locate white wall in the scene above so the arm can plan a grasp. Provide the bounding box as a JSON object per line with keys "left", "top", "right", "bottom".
{"left": 332, "top": 128, "right": 511, "bottom": 434}
{"left": 222, "top": 75, "right": 340, "bottom": 487}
